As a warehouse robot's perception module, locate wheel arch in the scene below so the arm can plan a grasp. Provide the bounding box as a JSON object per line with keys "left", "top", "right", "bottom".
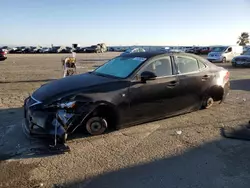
{"left": 203, "top": 85, "right": 224, "bottom": 102}
{"left": 90, "top": 101, "right": 120, "bottom": 130}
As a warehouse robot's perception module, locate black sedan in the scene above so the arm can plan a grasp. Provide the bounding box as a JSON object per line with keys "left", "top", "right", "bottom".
{"left": 23, "top": 52, "right": 230, "bottom": 143}
{"left": 232, "top": 49, "right": 250, "bottom": 67}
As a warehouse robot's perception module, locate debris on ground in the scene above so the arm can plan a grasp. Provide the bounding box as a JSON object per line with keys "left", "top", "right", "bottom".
{"left": 176, "top": 130, "right": 182, "bottom": 135}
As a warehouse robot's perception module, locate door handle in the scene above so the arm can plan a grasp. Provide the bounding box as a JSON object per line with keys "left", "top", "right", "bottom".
{"left": 167, "top": 81, "right": 178, "bottom": 88}
{"left": 201, "top": 75, "right": 210, "bottom": 81}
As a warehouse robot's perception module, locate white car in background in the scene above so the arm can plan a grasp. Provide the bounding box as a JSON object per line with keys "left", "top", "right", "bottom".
{"left": 207, "top": 45, "right": 243, "bottom": 63}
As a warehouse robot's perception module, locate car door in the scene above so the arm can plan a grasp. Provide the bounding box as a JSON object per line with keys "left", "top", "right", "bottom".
{"left": 128, "top": 56, "right": 180, "bottom": 122}
{"left": 173, "top": 55, "right": 213, "bottom": 112}
{"left": 224, "top": 47, "right": 234, "bottom": 61}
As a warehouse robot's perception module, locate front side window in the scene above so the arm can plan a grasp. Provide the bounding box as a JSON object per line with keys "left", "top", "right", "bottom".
{"left": 142, "top": 57, "right": 172, "bottom": 77}
{"left": 175, "top": 56, "right": 199, "bottom": 74}
{"left": 94, "top": 56, "right": 147, "bottom": 78}
{"left": 227, "top": 47, "right": 232, "bottom": 52}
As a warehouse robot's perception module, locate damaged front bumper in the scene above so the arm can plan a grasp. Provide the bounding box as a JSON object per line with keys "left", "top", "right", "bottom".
{"left": 23, "top": 96, "right": 91, "bottom": 142}
{"left": 24, "top": 106, "right": 66, "bottom": 141}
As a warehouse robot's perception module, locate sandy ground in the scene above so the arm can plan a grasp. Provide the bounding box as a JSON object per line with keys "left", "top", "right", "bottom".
{"left": 0, "top": 52, "right": 250, "bottom": 188}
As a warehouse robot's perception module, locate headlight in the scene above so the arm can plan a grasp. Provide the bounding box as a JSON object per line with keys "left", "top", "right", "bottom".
{"left": 45, "top": 100, "right": 76, "bottom": 109}
{"left": 57, "top": 101, "right": 76, "bottom": 108}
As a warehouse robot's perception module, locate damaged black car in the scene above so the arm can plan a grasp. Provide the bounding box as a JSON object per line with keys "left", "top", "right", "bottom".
{"left": 24, "top": 52, "right": 230, "bottom": 143}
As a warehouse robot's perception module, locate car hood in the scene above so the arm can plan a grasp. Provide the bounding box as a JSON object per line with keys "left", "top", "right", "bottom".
{"left": 234, "top": 54, "right": 250, "bottom": 59}
{"left": 32, "top": 72, "right": 119, "bottom": 103}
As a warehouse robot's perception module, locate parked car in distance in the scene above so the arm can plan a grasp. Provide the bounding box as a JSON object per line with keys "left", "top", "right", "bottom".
{"left": 183, "top": 47, "right": 193, "bottom": 52}
{"left": 199, "top": 47, "right": 212, "bottom": 55}
{"left": 169, "top": 47, "right": 185, "bottom": 53}
{"left": 160, "top": 47, "right": 171, "bottom": 52}
{"left": 84, "top": 44, "right": 108, "bottom": 53}
{"left": 1, "top": 46, "right": 9, "bottom": 53}
{"left": 85, "top": 45, "right": 99, "bottom": 53}
{"left": 24, "top": 52, "right": 230, "bottom": 143}
{"left": 207, "top": 45, "right": 243, "bottom": 63}
{"left": 186, "top": 47, "right": 201, "bottom": 54}
{"left": 40, "top": 47, "right": 50, "bottom": 53}
{"left": 120, "top": 48, "right": 146, "bottom": 56}
{"left": 0, "top": 49, "right": 7, "bottom": 61}
{"left": 231, "top": 48, "right": 250, "bottom": 67}
{"left": 243, "top": 46, "right": 250, "bottom": 53}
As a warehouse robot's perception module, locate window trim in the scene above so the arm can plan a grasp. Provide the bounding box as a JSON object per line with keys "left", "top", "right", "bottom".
{"left": 197, "top": 60, "right": 208, "bottom": 70}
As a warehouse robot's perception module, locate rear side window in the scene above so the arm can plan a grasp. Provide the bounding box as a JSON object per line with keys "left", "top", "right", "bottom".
{"left": 175, "top": 56, "right": 199, "bottom": 74}
{"left": 198, "top": 61, "right": 206, "bottom": 69}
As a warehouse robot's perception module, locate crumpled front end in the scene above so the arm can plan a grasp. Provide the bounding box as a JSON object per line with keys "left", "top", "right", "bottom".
{"left": 23, "top": 95, "right": 92, "bottom": 142}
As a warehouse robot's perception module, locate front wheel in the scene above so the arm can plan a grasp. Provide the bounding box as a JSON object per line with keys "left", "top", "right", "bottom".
{"left": 222, "top": 57, "right": 226, "bottom": 63}
{"left": 57, "top": 133, "right": 68, "bottom": 144}
{"left": 86, "top": 116, "right": 108, "bottom": 136}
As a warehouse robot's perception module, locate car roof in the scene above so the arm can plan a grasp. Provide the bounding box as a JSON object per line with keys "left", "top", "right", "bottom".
{"left": 120, "top": 51, "right": 216, "bottom": 68}
{"left": 120, "top": 51, "right": 168, "bottom": 58}
{"left": 120, "top": 51, "right": 201, "bottom": 59}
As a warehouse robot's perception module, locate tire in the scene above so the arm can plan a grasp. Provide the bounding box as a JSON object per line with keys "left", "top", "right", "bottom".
{"left": 57, "top": 133, "right": 67, "bottom": 144}
{"left": 201, "top": 96, "right": 214, "bottom": 109}
{"left": 222, "top": 57, "right": 226, "bottom": 63}
{"left": 86, "top": 116, "right": 108, "bottom": 136}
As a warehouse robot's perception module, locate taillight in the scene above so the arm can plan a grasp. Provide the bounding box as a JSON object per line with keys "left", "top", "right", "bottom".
{"left": 224, "top": 71, "right": 230, "bottom": 83}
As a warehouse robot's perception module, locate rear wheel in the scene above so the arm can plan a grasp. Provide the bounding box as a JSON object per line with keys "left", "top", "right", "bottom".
{"left": 201, "top": 96, "right": 214, "bottom": 109}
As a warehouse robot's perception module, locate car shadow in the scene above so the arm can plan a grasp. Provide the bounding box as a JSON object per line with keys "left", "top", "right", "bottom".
{"left": 0, "top": 79, "right": 56, "bottom": 84}
{"left": 230, "top": 79, "right": 250, "bottom": 91}
{"left": 55, "top": 130, "right": 250, "bottom": 188}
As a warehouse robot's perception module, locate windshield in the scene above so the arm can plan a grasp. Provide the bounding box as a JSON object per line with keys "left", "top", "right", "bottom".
{"left": 93, "top": 56, "right": 147, "bottom": 78}
{"left": 211, "top": 47, "right": 227, "bottom": 52}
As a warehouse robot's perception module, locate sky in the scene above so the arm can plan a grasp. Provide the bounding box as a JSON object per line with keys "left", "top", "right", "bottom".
{"left": 1, "top": 0, "right": 250, "bottom": 47}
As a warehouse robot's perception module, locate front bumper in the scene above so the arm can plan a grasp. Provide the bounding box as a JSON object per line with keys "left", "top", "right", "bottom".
{"left": 207, "top": 57, "right": 222, "bottom": 63}
{"left": 232, "top": 61, "right": 250, "bottom": 67}
{"left": 23, "top": 97, "right": 67, "bottom": 139}
{"left": 0, "top": 56, "right": 7, "bottom": 61}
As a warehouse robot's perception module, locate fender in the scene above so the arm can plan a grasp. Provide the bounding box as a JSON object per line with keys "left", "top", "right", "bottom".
{"left": 201, "top": 85, "right": 224, "bottom": 102}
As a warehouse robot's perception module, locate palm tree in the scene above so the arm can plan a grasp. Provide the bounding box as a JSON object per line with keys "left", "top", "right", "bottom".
{"left": 237, "top": 32, "right": 249, "bottom": 46}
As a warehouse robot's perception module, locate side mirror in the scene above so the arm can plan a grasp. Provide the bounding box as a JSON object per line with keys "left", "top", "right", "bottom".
{"left": 140, "top": 71, "right": 157, "bottom": 82}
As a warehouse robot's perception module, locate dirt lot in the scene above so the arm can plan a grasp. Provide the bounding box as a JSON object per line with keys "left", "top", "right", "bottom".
{"left": 0, "top": 52, "right": 250, "bottom": 188}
